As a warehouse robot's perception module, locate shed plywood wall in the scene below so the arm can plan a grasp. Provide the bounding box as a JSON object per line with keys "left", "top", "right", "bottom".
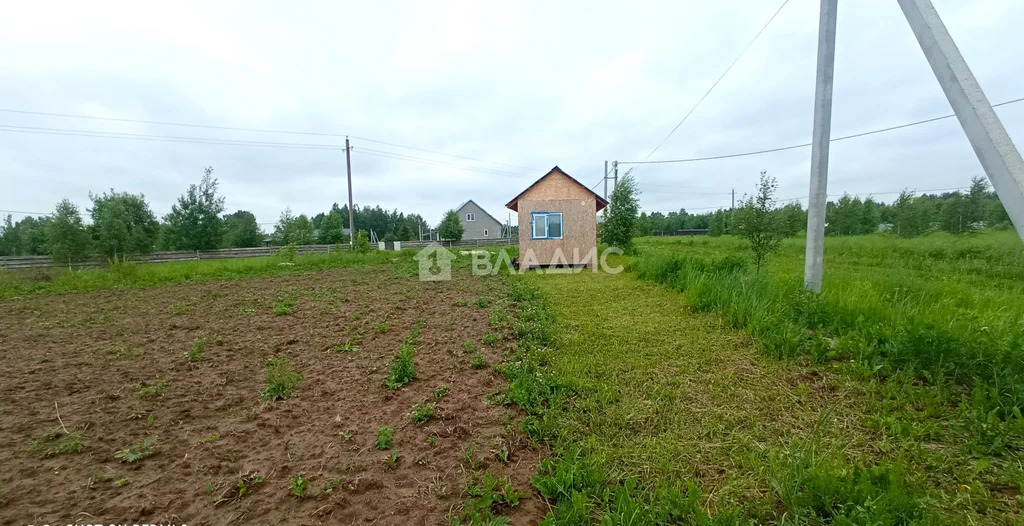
{"left": 517, "top": 197, "right": 598, "bottom": 266}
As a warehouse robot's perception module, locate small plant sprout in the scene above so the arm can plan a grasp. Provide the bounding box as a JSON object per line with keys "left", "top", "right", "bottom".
{"left": 114, "top": 477, "right": 130, "bottom": 488}
{"left": 375, "top": 426, "right": 393, "bottom": 450}
{"left": 433, "top": 385, "right": 451, "bottom": 399}
{"left": 321, "top": 477, "right": 342, "bottom": 494}
{"left": 427, "top": 435, "right": 438, "bottom": 446}
{"left": 114, "top": 435, "right": 157, "bottom": 463}
{"left": 483, "top": 332, "right": 500, "bottom": 346}
{"left": 410, "top": 403, "right": 436, "bottom": 424}
{"left": 289, "top": 473, "right": 310, "bottom": 498}
{"left": 331, "top": 338, "right": 360, "bottom": 353}
{"left": 260, "top": 354, "right": 303, "bottom": 402}
{"left": 385, "top": 450, "right": 401, "bottom": 470}
{"left": 339, "top": 430, "right": 355, "bottom": 441}
{"left": 471, "top": 354, "right": 486, "bottom": 369}
{"left": 463, "top": 341, "right": 475, "bottom": 353}
{"left": 187, "top": 337, "right": 208, "bottom": 363}
{"left": 137, "top": 378, "right": 168, "bottom": 399}
{"left": 375, "top": 320, "right": 390, "bottom": 333}
{"left": 475, "top": 296, "right": 489, "bottom": 308}
{"left": 105, "top": 345, "right": 137, "bottom": 358}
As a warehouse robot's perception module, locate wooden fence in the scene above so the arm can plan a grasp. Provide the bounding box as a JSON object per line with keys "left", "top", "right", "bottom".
{"left": 0, "top": 238, "right": 518, "bottom": 270}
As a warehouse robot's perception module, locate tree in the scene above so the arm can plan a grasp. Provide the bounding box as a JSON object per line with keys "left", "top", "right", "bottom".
{"left": 222, "top": 210, "right": 264, "bottom": 248}
{"left": 46, "top": 199, "right": 91, "bottom": 264}
{"left": 273, "top": 208, "right": 297, "bottom": 245}
{"left": 707, "top": 210, "right": 728, "bottom": 237}
{"left": 438, "top": 210, "right": 464, "bottom": 241}
{"left": 318, "top": 207, "right": 348, "bottom": 244}
{"left": 163, "top": 167, "right": 226, "bottom": 250}
{"left": 600, "top": 174, "right": 641, "bottom": 251}
{"left": 891, "top": 191, "right": 933, "bottom": 238}
{"left": 396, "top": 223, "right": 415, "bottom": 241}
{"left": 290, "top": 215, "right": 315, "bottom": 245}
{"left": 735, "top": 171, "right": 783, "bottom": 273}
{"left": 776, "top": 203, "right": 806, "bottom": 237}
{"left": 89, "top": 190, "right": 159, "bottom": 258}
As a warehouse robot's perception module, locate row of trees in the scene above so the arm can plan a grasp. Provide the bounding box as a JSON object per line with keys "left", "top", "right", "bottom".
{"left": 635, "top": 176, "right": 1012, "bottom": 239}
{"left": 0, "top": 167, "right": 430, "bottom": 262}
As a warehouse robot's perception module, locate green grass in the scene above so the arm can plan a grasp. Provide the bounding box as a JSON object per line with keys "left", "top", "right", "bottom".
{"left": 259, "top": 354, "right": 303, "bottom": 402}
{"left": 494, "top": 241, "right": 1023, "bottom": 523}
{"left": 0, "top": 249, "right": 405, "bottom": 298}
{"left": 186, "top": 337, "right": 208, "bottom": 363}
{"left": 410, "top": 403, "right": 435, "bottom": 424}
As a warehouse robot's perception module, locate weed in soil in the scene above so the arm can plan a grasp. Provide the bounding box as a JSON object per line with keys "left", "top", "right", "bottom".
{"left": 470, "top": 354, "right": 486, "bottom": 369}
{"left": 114, "top": 435, "right": 157, "bottom": 463}
{"left": 137, "top": 378, "right": 168, "bottom": 399}
{"left": 27, "top": 428, "right": 87, "bottom": 458}
{"left": 289, "top": 474, "right": 310, "bottom": 498}
{"left": 375, "top": 426, "right": 393, "bottom": 450}
{"left": 483, "top": 332, "right": 499, "bottom": 346}
{"left": 410, "top": 403, "right": 436, "bottom": 424}
{"left": 433, "top": 385, "right": 451, "bottom": 399}
{"left": 273, "top": 291, "right": 298, "bottom": 315}
{"left": 187, "top": 337, "right": 208, "bottom": 363}
{"left": 385, "top": 342, "right": 416, "bottom": 389}
{"left": 462, "top": 341, "right": 475, "bottom": 353}
{"left": 475, "top": 296, "right": 489, "bottom": 308}
{"left": 105, "top": 345, "right": 137, "bottom": 358}
{"left": 260, "top": 354, "right": 302, "bottom": 402}
{"left": 385, "top": 450, "right": 401, "bottom": 470}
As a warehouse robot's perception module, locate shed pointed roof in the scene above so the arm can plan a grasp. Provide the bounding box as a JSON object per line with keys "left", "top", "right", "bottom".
{"left": 505, "top": 166, "right": 609, "bottom": 212}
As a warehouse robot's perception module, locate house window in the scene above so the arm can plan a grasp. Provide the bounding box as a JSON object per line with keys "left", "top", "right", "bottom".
{"left": 483, "top": 229, "right": 489, "bottom": 237}
{"left": 531, "top": 212, "right": 563, "bottom": 240}
{"left": 466, "top": 213, "right": 475, "bottom": 221}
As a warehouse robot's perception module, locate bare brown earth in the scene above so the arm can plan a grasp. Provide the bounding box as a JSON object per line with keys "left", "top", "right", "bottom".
{"left": 0, "top": 264, "right": 546, "bottom": 525}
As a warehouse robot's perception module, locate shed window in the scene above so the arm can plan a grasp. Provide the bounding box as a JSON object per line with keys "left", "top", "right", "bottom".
{"left": 466, "top": 212, "right": 475, "bottom": 221}
{"left": 531, "top": 212, "right": 563, "bottom": 240}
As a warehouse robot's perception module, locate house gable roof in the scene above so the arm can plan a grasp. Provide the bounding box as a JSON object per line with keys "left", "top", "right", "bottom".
{"left": 454, "top": 199, "right": 503, "bottom": 226}
{"left": 505, "top": 166, "right": 609, "bottom": 212}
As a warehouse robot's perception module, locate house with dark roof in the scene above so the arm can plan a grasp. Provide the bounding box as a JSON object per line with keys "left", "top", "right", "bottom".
{"left": 453, "top": 199, "right": 504, "bottom": 240}
{"left": 505, "top": 166, "right": 608, "bottom": 267}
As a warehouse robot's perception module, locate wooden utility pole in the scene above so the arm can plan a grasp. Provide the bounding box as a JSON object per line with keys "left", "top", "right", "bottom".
{"left": 803, "top": 0, "right": 838, "bottom": 293}
{"left": 345, "top": 137, "right": 355, "bottom": 248}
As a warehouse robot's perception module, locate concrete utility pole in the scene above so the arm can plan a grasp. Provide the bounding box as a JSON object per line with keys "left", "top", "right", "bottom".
{"left": 613, "top": 161, "right": 619, "bottom": 189}
{"left": 345, "top": 137, "right": 355, "bottom": 248}
{"left": 898, "top": 0, "right": 1024, "bottom": 242}
{"left": 803, "top": 0, "right": 838, "bottom": 293}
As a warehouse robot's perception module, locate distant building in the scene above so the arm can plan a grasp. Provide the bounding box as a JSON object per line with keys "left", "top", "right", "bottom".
{"left": 453, "top": 200, "right": 504, "bottom": 240}
{"left": 505, "top": 166, "right": 608, "bottom": 267}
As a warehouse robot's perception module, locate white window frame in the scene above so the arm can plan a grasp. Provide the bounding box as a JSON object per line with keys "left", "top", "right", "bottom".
{"left": 466, "top": 212, "right": 475, "bottom": 221}
{"left": 483, "top": 228, "right": 489, "bottom": 237}
{"left": 531, "top": 212, "right": 564, "bottom": 240}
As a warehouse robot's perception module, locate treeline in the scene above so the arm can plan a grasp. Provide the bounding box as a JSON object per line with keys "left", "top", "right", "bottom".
{"left": 0, "top": 167, "right": 429, "bottom": 262}
{"left": 637, "top": 176, "right": 1012, "bottom": 238}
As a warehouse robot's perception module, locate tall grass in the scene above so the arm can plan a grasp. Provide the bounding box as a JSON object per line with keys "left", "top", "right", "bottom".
{"left": 631, "top": 230, "right": 1024, "bottom": 452}
{"left": 0, "top": 249, "right": 407, "bottom": 298}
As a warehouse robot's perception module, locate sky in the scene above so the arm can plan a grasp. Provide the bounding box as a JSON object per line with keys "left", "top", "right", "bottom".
{"left": 2, "top": 0, "right": 1023, "bottom": 230}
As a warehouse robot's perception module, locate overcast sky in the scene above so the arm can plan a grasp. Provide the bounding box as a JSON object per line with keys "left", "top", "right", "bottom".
{"left": 2, "top": 0, "right": 1023, "bottom": 229}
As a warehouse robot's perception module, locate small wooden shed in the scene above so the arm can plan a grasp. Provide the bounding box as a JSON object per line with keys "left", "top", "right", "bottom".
{"left": 505, "top": 166, "right": 609, "bottom": 268}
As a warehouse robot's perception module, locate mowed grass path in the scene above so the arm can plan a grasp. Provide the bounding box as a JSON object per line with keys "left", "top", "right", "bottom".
{"left": 525, "top": 268, "right": 877, "bottom": 517}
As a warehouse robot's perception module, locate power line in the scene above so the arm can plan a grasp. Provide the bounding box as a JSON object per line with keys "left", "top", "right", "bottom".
{"left": 0, "top": 209, "right": 52, "bottom": 216}
{"left": 0, "top": 124, "right": 533, "bottom": 177}
{"left": 0, "top": 107, "right": 538, "bottom": 172}
{"left": 622, "top": 96, "right": 1024, "bottom": 165}
{"left": 640, "top": 0, "right": 790, "bottom": 162}
{"left": 642, "top": 185, "right": 974, "bottom": 213}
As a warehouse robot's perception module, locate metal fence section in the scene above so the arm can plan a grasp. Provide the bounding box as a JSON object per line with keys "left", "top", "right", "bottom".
{"left": 0, "top": 238, "right": 518, "bottom": 270}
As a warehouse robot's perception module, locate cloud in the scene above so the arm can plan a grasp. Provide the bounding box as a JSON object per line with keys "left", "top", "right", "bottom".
{"left": 1, "top": 0, "right": 1022, "bottom": 229}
